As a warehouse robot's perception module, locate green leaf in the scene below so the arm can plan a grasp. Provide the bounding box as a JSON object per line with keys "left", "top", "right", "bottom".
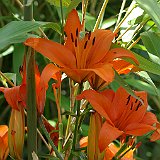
{"left": 0, "top": 46, "right": 14, "bottom": 58}
{"left": 141, "top": 31, "right": 160, "bottom": 58}
{"left": 101, "top": 18, "right": 117, "bottom": 29}
{"left": 125, "top": 78, "right": 159, "bottom": 96}
{"left": 66, "top": 0, "right": 81, "bottom": 15}
{"left": 133, "top": 52, "right": 160, "bottom": 75}
{"left": 78, "top": 12, "right": 96, "bottom": 31}
{"left": 135, "top": 0, "right": 160, "bottom": 30}
{"left": 46, "top": 89, "right": 70, "bottom": 110}
{"left": 114, "top": 70, "right": 143, "bottom": 103}
{"left": 47, "top": 0, "right": 71, "bottom": 7}
{"left": 13, "top": 44, "right": 24, "bottom": 85}
{"left": 44, "top": 22, "right": 61, "bottom": 35}
{"left": 0, "top": 21, "right": 50, "bottom": 50}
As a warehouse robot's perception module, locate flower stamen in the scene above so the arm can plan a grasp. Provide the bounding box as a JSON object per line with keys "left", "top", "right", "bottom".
{"left": 76, "top": 28, "right": 78, "bottom": 37}
{"left": 92, "top": 37, "right": 96, "bottom": 45}
{"left": 126, "top": 95, "right": 131, "bottom": 105}
{"left": 71, "top": 33, "right": 74, "bottom": 42}
{"left": 84, "top": 41, "right": 88, "bottom": 49}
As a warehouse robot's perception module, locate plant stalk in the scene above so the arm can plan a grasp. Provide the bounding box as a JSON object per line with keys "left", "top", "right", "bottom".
{"left": 72, "top": 83, "right": 83, "bottom": 151}
{"left": 24, "top": 1, "right": 37, "bottom": 159}
{"left": 93, "top": 0, "right": 109, "bottom": 31}
{"left": 39, "top": 116, "right": 63, "bottom": 160}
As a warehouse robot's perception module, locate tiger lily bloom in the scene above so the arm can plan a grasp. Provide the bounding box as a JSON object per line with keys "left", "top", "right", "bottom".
{"left": 24, "top": 9, "right": 138, "bottom": 84}
{"left": 0, "top": 62, "right": 60, "bottom": 115}
{"left": 77, "top": 87, "right": 157, "bottom": 152}
{"left": 89, "top": 59, "right": 135, "bottom": 90}
{"left": 0, "top": 125, "right": 9, "bottom": 160}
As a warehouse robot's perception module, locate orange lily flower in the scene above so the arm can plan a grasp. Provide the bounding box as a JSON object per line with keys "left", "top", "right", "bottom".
{"left": 77, "top": 87, "right": 157, "bottom": 151}
{"left": 0, "top": 125, "right": 9, "bottom": 160}
{"left": 24, "top": 9, "right": 138, "bottom": 84}
{"left": 89, "top": 59, "right": 135, "bottom": 90}
{"left": 0, "top": 62, "right": 60, "bottom": 115}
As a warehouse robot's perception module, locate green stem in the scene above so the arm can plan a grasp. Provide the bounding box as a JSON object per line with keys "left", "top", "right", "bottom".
{"left": 72, "top": 83, "right": 83, "bottom": 151}
{"left": 26, "top": 48, "right": 37, "bottom": 160}
{"left": 93, "top": 0, "right": 109, "bottom": 31}
{"left": 60, "top": 0, "right": 64, "bottom": 43}
{"left": 24, "top": 1, "right": 37, "bottom": 159}
{"left": 39, "top": 116, "right": 63, "bottom": 160}
{"left": 58, "top": 123, "right": 63, "bottom": 152}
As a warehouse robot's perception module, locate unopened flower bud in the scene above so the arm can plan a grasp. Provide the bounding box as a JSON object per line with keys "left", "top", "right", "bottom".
{"left": 8, "top": 107, "right": 25, "bottom": 160}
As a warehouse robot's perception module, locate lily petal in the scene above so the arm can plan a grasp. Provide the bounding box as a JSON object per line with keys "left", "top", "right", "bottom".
{"left": 112, "top": 59, "right": 135, "bottom": 74}
{"left": 89, "top": 63, "right": 114, "bottom": 84}
{"left": 64, "top": 9, "right": 83, "bottom": 51}
{"left": 106, "top": 48, "right": 139, "bottom": 65}
{"left": 24, "top": 38, "right": 76, "bottom": 68}
{"left": 88, "top": 30, "right": 115, "bottom": 66}
{"left": 77, "top": 89, "right": 113, "bottom": 125}
{"left": 37, "top": 63, "right": 61, "bottom": 115}
{"left": 141, "top": 112, "right": 158, "bottom": 125}
{"left": 124, "top": 123, "right": 155, "bottom": 136}
{"left": 99, "top": 121, "right": 123, "bottom": 152}
{"left": 0, "top": 86, "right": 21, "bottom": 110}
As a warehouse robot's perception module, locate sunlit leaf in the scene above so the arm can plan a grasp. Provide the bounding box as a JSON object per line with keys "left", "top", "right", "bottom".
{"left": 66, "top": 0, "right": 81, "bottom": 15}
{"left": 0, "top": 21, "right": 50, "bottom": 50}
{"left": 133, "top": 53, "right": 160, "bottom": 75}
{"left": 136, "top": 71, "right": 160, "bottom": 96}
{"left": 141, "top": 31, "right": 160, "bottom": 60}
{"left": 13, "top": 44, "right": 24, "bottom": 85}
{"left": 44, "top": 22, "right": 61, "bottom": 35}
{"left": 101, "top": 18, "right": 117, "bottom": 29}
{"left": 47, "top": 0, "right": 71, "bottom": 7}
{"left": 114, "top": 70, "right": 143, "bottom": 103}
{"left": 136, "top": 0, "right": 160, "bottom": 30}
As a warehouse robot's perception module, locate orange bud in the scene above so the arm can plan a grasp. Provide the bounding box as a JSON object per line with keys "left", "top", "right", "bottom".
{"left": 8, "top": 107, "right": 25, "bottom": 160}
{"left": 0, "top": 125, "right": 9, "bottom": 160}
{"left": 87, "top": 112, "right": 103, "bottom": 160}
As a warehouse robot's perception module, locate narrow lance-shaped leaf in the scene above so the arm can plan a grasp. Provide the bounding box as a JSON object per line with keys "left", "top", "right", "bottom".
{"left": 114, "top": 69, "right": 143, "bottom": 104}
{"left": 135, "top": 0, "right": 160, "bottom": 30}
{"left": 141, "top": 31, "right": 160, "bottom": 58}
{"left": 133, "top": 52, "right": 160, "bottom": 76}
{"left": 47, "top": 0, "right": 71, "bottom": 7}
{"left": 0, "top": 21, "right": 50, "bottom": 50}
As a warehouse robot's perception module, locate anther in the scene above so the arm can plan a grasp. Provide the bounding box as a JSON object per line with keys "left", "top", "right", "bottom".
{"left": 75, "top": 39, "right": 77, "bottom": 47}
{"left": 71, "top": 33, "right": 74, "bottom": 42}
{"left": 135, "top": 98, "right": 138, "bottom": 103}
{"left": 130, "top": 102, "right": 133, "bottom": 110}
{"left": 84, "top": 41, "right": 88, "bottom": 49}
{"left": 126, "top": 95, "right": 131, "bottom": 105}
{"left": 88, "top": 31, "right": 91, "bottom": 40}
{"left": 135, "top": 102, "right": 142, "bottom": 111}
{"left": 92, "top": 37, "right": 96, "bottom": 45}
{"left": 76, "top": 28, "right": 78, "bottom": 37}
